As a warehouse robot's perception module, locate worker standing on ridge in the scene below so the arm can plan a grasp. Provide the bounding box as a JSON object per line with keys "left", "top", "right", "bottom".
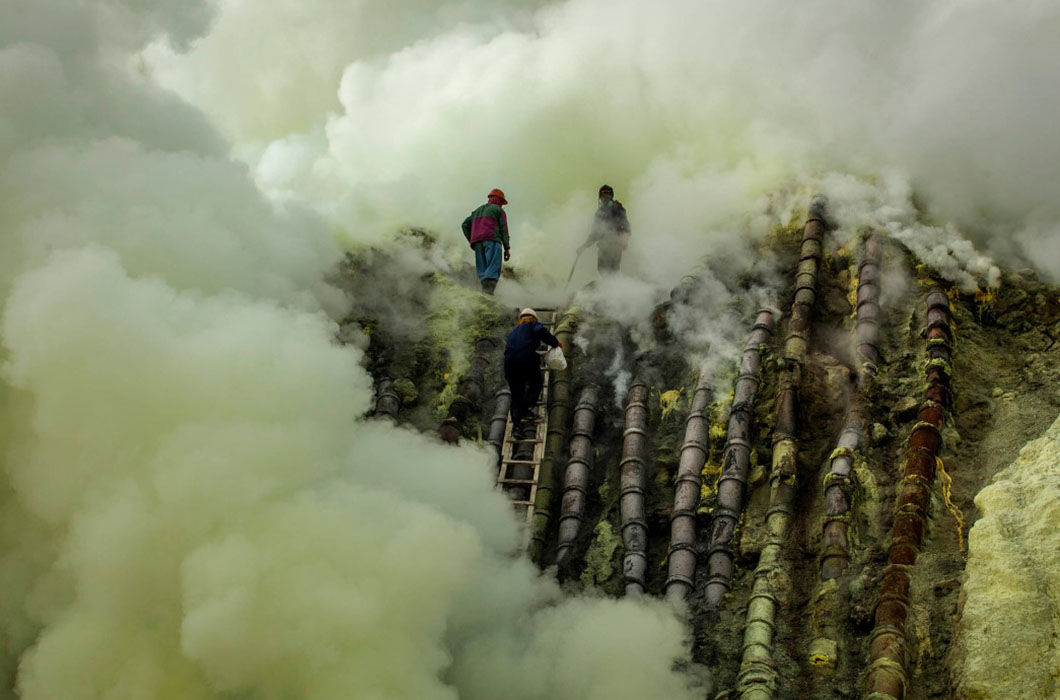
{"left": 577, "top": 184, "right": 631, "bottom": 274}
{"left": 462, "top": 188, "right": 511, "bottom": 294}
{"left": 504, "top": 308, "right": 560, "bottom": 436}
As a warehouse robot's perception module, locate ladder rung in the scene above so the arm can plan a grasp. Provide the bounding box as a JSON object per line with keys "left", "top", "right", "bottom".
{"left": 511, "top": 500, "right": 534, "bottom": 506}
{"left": 502, "top": 459, "right": 538, "bottom": 465}
{"left": 498, "top": 478, "right": 537, "bottom": 485}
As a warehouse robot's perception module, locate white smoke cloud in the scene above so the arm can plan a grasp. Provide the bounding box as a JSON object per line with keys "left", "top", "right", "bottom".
{"left": 1, "top": 1, "right": 707, "bottom": 698}
{"left": 148, "top": 0, "right": 1060, "bottom": 287}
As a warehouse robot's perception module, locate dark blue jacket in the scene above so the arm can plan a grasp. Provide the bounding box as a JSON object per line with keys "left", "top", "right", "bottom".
{"left": 504, "top": 321, "right": 560, "bottom": 363}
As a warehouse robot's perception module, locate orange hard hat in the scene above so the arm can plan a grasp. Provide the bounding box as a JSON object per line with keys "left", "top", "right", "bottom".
{"left": 488, "top": 188, "right": 508, "bottom": 205}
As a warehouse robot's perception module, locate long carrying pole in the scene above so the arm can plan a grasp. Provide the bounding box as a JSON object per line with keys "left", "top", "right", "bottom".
{"left": 565, "top": 248, "right": 585, "bottom": 285}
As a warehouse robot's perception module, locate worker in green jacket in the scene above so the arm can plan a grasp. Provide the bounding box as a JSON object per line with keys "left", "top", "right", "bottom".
{"left": 462, "top": 188, "right": 511, "bottom": 294}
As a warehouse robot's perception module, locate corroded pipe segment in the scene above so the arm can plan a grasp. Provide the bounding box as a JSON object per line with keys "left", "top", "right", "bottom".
{"left": 487, "top": 387, "right": 512, "bottom": 461}
{"left": 820, "top": 415, "right": 863, "bottom": 580}
{"left": 703, "top": 309, "right": 775, "bottom": 608}
{"left": 374, "top": 378, "right": 401, "bottom": 419}
{"left": 783, "top": 217, "right": 825, "bottom": 363}
{"left": 528, "top": 311, "right": 576, "bottom": 561}
{"left": 818, "top": 234, "right": 880, "bottom": 582}
{"left": 864, "top": 289, "right": 953, "bottom": 700}
{"left": 620, "top": 380, "right": 650, "bottom": 595}
{"left": 556, "top": 385, "right": 600, "bottom": 566}
{"left": 738, "top": 203, "right": 825, "bottom": 700}
{"left": 807, "top": 408, "right": 866, "bottom": 669}
{"left": 856, "top": 231, "right": 883, "bottom": 382}
{"left": 664, "top": 374, "right": 713, "bottom": 601}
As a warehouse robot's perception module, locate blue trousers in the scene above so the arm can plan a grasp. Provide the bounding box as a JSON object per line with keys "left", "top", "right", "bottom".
{"left": 474, "top": 240, "right": 503, "bottom": 282}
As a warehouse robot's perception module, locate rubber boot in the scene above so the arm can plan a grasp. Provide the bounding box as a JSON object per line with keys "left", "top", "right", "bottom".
{"left": 480, "top": 278, "right": 497, "bottom": 295}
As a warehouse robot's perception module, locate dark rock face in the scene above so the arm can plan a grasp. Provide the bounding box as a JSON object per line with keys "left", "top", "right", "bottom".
{"left": 336, "top": 226, "right": 1060, "bottom": 700}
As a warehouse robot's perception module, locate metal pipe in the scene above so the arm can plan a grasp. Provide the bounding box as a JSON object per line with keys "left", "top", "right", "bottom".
{"left": 555, "top": 385, "right": 600, "bottom": 566}
{"left": 663, "top": 373, "right": 712, "bottom": 601}
{"left": 619, "top": 379, "right": 650, "bottom": 595}
{"left": 701, "top": 309, "right": 775, "bottom": 607}
{"left": 487, "top": 386, "right": 512, "bottom": 461}
{"left": 738, "top": 202, "right": 825, "bottom": 700}
{"left": 373, "top": 377, "right": 401, "bottom": 419}
{"left": 806, "top": 410, "right": 863, "bottom": 673}
{"left": 820, "top": 414, "right": 864, "bottom": 580}
{"left": 527, "top": 310, "right": 576, "bottom": 562}
{"left": 864, "top": 289, "right": 953, "bottom": 700}
{"left": 856, "top": 231, "right": 883, "bottom": 385}
{"left": 819, "top": 233, "right": 882, "bottom": 581}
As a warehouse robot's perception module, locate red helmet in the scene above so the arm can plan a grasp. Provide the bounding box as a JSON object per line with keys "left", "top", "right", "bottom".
{"left": 488, "top": 188, "right": 508, "bottom": 205}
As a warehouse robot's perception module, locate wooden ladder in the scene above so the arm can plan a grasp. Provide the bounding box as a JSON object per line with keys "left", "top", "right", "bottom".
{"left": 496, "top": 308, "right": 558, "bottom": 533}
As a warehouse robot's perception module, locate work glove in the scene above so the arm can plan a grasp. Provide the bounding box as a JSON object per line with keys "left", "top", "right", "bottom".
{"left": 503, "top": 248, "right": 511, "bottom": 262}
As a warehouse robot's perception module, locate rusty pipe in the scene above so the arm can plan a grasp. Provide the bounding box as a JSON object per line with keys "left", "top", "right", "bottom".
{"left": 738, "top": 204, "right": 824, "bottom": 700}
{"left": 864, "top": 289, "right": 953, "bottom": 700}
{"left": 702, "top": 309, "right": 775, "bottom": 608}
{"left": 664, "top": 373, "right": 713, "bottom": 601}
{"left": 620, "top": 379, "right": 650, "bottom": 596}
{"left": 556, "top": 385, "right": 600, "bottom": 566}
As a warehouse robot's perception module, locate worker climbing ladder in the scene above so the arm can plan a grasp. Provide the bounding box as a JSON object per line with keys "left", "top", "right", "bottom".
{"left": 495, "top": 308, "right": 558, "bottom": 537}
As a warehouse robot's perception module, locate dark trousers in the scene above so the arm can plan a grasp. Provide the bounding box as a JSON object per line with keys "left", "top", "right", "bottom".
{"left": 504, "top": 356, "right": 543, "bottom": 426}
{"left": 597, "top": 243, "right": 622, "bottom": 272}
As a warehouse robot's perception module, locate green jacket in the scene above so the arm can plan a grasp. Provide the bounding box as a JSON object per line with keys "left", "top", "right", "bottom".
{"left": 462, "top": 202, "right": 510, "bottom": 249}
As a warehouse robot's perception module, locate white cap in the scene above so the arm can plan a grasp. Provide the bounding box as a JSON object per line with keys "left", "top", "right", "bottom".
{"left": 519, "top": 308, "right": 537, "bottom": 320}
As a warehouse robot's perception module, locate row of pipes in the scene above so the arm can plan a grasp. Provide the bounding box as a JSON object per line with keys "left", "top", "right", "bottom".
{"left": 808, "top": 230, "right": 881, "bottom": 673}
{"left": 736, "top": 200, "right": 827, "bottom": 700}
{"left": 448, "top": 201, "right": 953, "bottom": 699}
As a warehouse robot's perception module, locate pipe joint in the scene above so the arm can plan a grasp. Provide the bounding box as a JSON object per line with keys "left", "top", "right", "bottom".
{"left": 765, "top": 503, "right": 795, "bottom": 520}
{"left": 706, "top": 542, "right": 736, "bottom": 559}
{"left": 910, "top": 420, "right": 942, "bottom": 438}
{"left": 679, "top": 439, "right": 707, "bottom": 454}
{"left": 717, "top": 474, "right": 748, "bottom": 492}
{"left": 621, "top": 518, "right": 648, "bottom": 533}
{"left": 725, "top": 436, "right": 752, "bottom": 451}
{"left": 668, "top": 541, "right": 697, "bottom": 555}
{"left": 823, "top": 471, "right": 853, "bottom": 493}
{"left": 829, "top": 445, "right": 856, "bottom": 462}
{"left": 822, "top": 514, "right": 851, "bottom": 527}
{"left": 670, "top": 508, "right": 697, "bottom": 522}
{"left": 619, "top": 456, "right": 646, "bottom": 471}
{"left": 619, "top": 487, "right": 647, "bottom": 503}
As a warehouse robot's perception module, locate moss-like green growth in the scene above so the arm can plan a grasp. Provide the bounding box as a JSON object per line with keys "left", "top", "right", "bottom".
{"left": 767, "top": 218, "right": 806, "bottom": 248}
{"left": 579, "top": 520, "right": 622, "bottom": 589}
{"left": 425, "top": 274, "right": 508, "bottom": 420}
{"left": 392, "top": 378, "right": 418, "bottom": 405}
